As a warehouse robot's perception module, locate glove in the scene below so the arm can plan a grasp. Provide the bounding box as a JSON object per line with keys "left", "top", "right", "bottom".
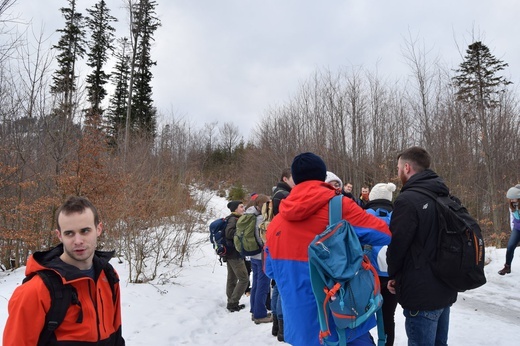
{"left": 513, "top": 217, "right": 520, "bottom": 230}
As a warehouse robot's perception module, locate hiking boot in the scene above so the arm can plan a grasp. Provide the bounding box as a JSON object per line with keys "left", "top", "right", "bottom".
{"left": 272, "top": 315, "right": 279, "bottom": 336}
{"left": 227, "top": 303, "right": 246, "bottom": 312}
{"left": 498, "top": 264, "right": 511, "bottom": 275}
{"left": 277, "top": 318, "right": 284, "bottom": 342}
{"left": 254, "top": 312, "right": 273, "bottom": 324}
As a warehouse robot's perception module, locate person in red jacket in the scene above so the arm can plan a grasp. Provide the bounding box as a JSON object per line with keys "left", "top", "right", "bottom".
{"left": 3, "top": 196, "right": 125, "bottom": 345}
{"left": 265, "top": 152, "right": 391, "bottom": 346}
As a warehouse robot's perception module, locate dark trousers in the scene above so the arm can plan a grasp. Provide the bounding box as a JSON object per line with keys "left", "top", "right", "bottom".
{"left": 380, "top": 277, "right": 398, "bottom": 346}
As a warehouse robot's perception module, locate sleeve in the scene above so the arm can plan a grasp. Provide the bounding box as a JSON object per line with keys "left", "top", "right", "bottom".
{"left": 387, "top": 196, "right": 418, "bottom": 278}
{"left": 341, "top": 196, "right": 391, "bottom": 247}
{"left": 225, "top": 215, "right": 237, "bottom": 241}
{"left": 264, "top": 246, "right": 274, "bottom": 279}
{"left": 3, "top": 278, "right": 49, "bottom": 346}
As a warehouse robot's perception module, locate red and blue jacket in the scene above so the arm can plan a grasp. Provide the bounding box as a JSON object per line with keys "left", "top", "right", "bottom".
{"left": 265, "top": 181, "right": 391, "bottom": 346}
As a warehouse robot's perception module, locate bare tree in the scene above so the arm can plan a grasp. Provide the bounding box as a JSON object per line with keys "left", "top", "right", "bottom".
{"left": 219, "top": 122, "right": 241, "bottom": 155}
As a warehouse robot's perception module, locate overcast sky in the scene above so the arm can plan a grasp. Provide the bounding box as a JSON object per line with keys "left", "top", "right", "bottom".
{"left": 10, "top": 0, "right": 520, "bottom": 139}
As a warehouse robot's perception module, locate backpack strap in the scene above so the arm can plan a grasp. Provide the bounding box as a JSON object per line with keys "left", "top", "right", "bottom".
{"left": 103, "top": 262, "right": 119, "bottom": 304}
{"left": 310, "top": 195, "right": 344, "bottom": 345}
{"left": 29, "top": 270, "right": 79, "bottom": 346}
{"left": 328, "top": 195, "right": 343, "bottom": 225}
{"left": 407, "top": 187, "right": 440, "bottom": 200}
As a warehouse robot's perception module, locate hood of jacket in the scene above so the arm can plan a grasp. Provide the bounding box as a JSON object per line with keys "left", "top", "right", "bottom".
{"left": 26, "top": 243, "right": 115, "bottom": 282}
{"left": 244, "top": 205, "right": 260, "bottom": 215}
{"left": 401, "top": 169, "right": 449, "bottom": 196}
{"left": 364, "top": 199, "right": 394, "bottom": 212}
{"left": 278, "top": 180, "right": 337, "bottom": 222}
{"left": 274, "top": 181, "right": 292, "bottom": 194}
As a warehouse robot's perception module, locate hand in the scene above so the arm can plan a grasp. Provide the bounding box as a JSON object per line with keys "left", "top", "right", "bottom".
{"left": 387, "top": 279, "right": 396, "bottom": 294}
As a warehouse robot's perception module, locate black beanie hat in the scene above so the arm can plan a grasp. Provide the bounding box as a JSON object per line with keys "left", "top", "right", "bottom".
{"left": 291, "top": 152, "right": 327, "bottom": 185}
{"left": 227, "top": 200, "right": 242, "bottom": 212}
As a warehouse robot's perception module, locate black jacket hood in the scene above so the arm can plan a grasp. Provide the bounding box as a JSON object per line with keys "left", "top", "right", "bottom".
{"left": 401, "top": 169, "right": 449, "bottom": 196}
{"left": 30, "top": 243, "right": 115, "bottom": 281}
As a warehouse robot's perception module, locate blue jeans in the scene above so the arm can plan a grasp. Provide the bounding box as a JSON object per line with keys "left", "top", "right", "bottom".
{"left": 505, "top": 229, "right": 520, "bottom": 266}
{"left": 250, "top": 258, "right": 270, "bottom": 318}
{"left": 403, "top": 307, "right": 450, "bottom": 346}
{"left": 271, "top": 282, "right": 283, "bottom": 320}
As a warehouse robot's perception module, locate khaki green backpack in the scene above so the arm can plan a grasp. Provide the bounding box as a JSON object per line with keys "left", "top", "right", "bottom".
{"left": 234, "top": 213, "right": 262, "bottom": 256}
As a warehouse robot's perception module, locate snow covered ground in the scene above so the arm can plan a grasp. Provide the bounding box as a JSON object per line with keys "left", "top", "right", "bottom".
{"left": 1, "top": 192, "right": 519, "bottom": 345}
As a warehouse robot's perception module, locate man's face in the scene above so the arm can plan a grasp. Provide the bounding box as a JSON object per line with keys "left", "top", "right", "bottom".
{"left": 235, "top": 204, "right": 245, "bottom": 216}
{"left": 57, "top": 208, "right": 102, "bottom": 270}
{"left": 345, "top": 183, "right": 353, "bottom": 193}
{"left": 286, "top": 176, "right": 296, "bottom": 188}
{"left": 397, "top": 158, "right": 408, "bottom": 185}
{"left": 361, "top": 188, "right": 369, "bottom": 196}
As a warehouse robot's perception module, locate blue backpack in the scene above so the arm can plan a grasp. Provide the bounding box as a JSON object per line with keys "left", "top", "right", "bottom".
{"left": 209, "top": 216, "right": 230, "bottom": 264}
{"left": 308, "top": 195, "right": 385, "bottom": 346}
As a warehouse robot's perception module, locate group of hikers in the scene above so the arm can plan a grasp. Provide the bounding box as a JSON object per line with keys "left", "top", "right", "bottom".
{"left": 1, "top": 146, "right": 519, "bottom": 345}
{"left": 220, "top": 147, "right": 520, "bottom": 346}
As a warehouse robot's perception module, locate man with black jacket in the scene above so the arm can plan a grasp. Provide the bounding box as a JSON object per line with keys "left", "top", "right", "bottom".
{"left": 269, "top": 168, "right": 295, "bottom": 341}
{"left": 387, "top": 147, "right": 457, "bottom": 346}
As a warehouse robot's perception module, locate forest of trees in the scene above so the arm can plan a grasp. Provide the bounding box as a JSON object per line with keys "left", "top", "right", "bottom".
{"left": 1, "top": 1, "right": 519, "bottom": 281}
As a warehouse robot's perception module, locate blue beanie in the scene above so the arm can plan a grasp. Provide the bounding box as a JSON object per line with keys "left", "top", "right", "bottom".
{"left": 291, "top": 152, "right": 327, "bottom": 185}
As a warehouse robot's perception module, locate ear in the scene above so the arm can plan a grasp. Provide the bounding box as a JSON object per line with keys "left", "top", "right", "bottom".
{"left": 55, "top": 229, "right": 62, "bottom": 242}
{"left": 96, "top": 222, "right": 103, "bottom": 237}
{"left": 404, "top": 162, "right": 412, "bottom": 174}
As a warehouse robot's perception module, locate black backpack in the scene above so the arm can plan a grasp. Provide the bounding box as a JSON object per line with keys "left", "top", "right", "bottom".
{"left": 409, "top": 188, "right": 486, "bottom": 292}
{"left": 23, "top": 266, "right": 118, "bottom": 346}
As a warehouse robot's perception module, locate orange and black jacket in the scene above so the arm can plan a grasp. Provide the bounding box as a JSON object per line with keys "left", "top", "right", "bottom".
{"left": 3, "top": 244, "right": 125, "bottom": 345}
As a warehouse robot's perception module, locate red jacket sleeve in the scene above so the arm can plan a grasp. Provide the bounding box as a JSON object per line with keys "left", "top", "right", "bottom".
{"left": 3, "top": 276, "right": 50, "bottom": 346}
{"left": 342, "top": 196, "right": 392, "bottom": 246}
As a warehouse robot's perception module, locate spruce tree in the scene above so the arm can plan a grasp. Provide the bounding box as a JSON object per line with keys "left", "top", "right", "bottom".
{"left": 453, "top": 41, "right": 511, "bottom": 111}
{"left": 128, "top": 0, "right": 161, "bottom": 138}
{"left": 107, "top": 37, "right": 131, "bottom": 145}
{"left": 85, "top": 0, "right": 117, "bottom": 120}
{"left": 51, "top": 0, "right": 87, "bottom": 120}
{"left": 452, "top": 41, "right": 512, "bottom": 234}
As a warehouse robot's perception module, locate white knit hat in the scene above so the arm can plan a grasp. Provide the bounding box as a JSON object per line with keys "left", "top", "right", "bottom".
{"left": 506, "top": 184, "right": 520, "bottom": 199}
{"left": 325, "top": 171, "right": 343, "bottom": 188}
{"left": 369, "top": 183, "right": 396, "bottom": 202}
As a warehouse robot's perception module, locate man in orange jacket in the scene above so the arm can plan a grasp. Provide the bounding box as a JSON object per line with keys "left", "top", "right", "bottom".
{"left": 3, "top": 196, "right": 125, "bottom": 345}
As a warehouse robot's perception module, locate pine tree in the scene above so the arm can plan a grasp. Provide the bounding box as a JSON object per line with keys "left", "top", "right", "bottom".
{"left": 453, "top": 41, "right": 512, "bottom": 112}
{"left": 452, "top": 41, "right": 513, "bottom": 234}
{"left": 107, "top": 37, "right": 131, "bottom": 145}
{"left": 51, "top": 0, "right": 87, "bottom": 120}
{"left": 128, "top": 0, "right": 161, "bottom": 138}
{"left": 85, "top": 0, "right": 117, "bottom": 120}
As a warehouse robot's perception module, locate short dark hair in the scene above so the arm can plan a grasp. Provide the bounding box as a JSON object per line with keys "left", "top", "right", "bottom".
{"left": 56, "top": 196, "right": 100, "bottom": 231}
{"left": 398, "top": 146, "right": 431, "bottom": 172}
{"left": 280, "top": 168, "right": 292, "bottom": 182}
